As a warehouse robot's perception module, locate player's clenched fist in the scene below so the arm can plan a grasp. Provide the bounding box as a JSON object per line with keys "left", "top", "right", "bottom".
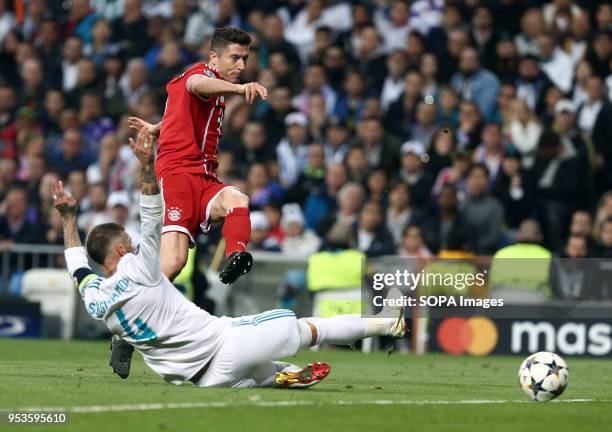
{"left": 238, "top": 82, "right": 267, "bottom": 104}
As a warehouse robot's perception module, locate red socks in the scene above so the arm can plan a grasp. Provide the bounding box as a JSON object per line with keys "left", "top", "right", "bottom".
{"left": 223, "top": 207, "right": 250, "bottom": 256}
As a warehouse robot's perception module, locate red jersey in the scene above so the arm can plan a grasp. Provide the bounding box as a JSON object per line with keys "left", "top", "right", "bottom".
{"left": 156, "top": 63, "right": 226, "bottom": 179}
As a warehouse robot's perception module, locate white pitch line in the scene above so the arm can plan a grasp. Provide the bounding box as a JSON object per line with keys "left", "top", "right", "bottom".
{"left": 7, "top": 398, "right": 609, "bottom": 414}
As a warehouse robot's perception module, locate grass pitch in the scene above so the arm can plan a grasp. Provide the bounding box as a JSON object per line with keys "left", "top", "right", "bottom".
{"left": 1, "top": 339, "right": 611, "bottom": 432}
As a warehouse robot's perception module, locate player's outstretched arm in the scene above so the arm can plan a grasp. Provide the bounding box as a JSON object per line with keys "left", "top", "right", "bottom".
{"left": 129, "top": 129, "right": 159, "bottom": 196}
{"left": 52, "top": 180, "right": 81, "bottom": 249}
{"left": 186, "top": 75, "right": 267, "bottom": 104}
{"left": 129, "top": 130, "right": 163, "bottom": 283}
{"left": 53, "top": 181, "right": 102, "bottom": 295}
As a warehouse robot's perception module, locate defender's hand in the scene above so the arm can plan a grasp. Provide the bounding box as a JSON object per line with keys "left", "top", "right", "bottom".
{"left": 52, "top": 181, "right": 78, "bottom": 219}
{"left": 238, "top": 82, "right": 268, "bottom": 104}
{"left": 129, "top": 128, "right": 155, "bottom": 165}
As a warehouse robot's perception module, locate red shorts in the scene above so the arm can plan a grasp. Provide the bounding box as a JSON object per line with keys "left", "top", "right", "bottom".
{"left": 159, "top": 173, "right": 232, "bottom": 243}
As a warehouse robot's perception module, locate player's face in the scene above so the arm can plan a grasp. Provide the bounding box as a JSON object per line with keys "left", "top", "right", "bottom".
{"left": 213, "top": 43, "right": 250, "bottom": 83}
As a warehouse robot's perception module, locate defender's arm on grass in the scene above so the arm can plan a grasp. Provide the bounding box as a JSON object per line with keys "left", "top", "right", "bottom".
{"left": 185, "top": 74, "right": 267, "bottom": 104}
{"left": 53, "top": 181, "right": 103, "bottom": 296}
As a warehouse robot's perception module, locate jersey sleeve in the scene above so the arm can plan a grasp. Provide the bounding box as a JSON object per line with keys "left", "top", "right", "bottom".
{"left": 64, "top": 246, "right": 105, "bottom": 319}
{"left": 128, "top": 193, "right": 164, "bottom": 285}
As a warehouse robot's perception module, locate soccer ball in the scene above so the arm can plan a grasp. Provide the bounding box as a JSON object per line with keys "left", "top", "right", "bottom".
{"left": 518, "top": 351, "right": 569, "bottom": 402}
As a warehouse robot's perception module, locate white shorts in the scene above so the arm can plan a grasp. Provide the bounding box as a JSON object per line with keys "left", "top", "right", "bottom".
{"left": 195, "top": 309, "right": 301, "bottom": 388}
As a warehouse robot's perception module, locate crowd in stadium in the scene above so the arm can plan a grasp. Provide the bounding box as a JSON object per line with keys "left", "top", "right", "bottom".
{"left": 1, "top": 0, "right": 612, "bottom": 273}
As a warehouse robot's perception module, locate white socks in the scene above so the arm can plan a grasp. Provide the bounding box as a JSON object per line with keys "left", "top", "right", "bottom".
{"left": 297, "top": 316, "right": 398, "bottom": 349}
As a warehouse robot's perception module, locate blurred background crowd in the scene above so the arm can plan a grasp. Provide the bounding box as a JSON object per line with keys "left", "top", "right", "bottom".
{"left": 1, "top": 0, "right": 612, "bottom": 273}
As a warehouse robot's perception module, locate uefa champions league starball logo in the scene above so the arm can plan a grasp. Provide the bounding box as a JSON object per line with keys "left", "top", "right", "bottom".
{"left": 168, "top": 207, "right": 182, "bottom": 222}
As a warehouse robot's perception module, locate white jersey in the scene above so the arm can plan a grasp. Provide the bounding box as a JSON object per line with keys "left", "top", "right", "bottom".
{"left": 66, "top": 194, "right": 228, "bottom": 385}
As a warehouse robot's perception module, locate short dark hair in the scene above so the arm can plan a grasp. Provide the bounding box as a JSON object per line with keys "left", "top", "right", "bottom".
{"left": 211, "top": 27, "right": 251, "bottom": 53}
{"left": 86, "top": 223, "right": 125, "bottom": 265}
{"left": 468, "top": 162, "right": 490, "bottom": 179}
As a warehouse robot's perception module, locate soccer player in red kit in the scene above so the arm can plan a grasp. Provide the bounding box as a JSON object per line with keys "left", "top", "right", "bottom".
{"left": 128, "top": 27, "right": 267, "bottom": 287}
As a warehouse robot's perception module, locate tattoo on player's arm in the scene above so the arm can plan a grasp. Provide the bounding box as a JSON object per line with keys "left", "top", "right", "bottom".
{"left": 62, "top": 217, "right": 83, "bottom": 249}
{"left": 141, "top": 163, "right": 160, "bottom": 196}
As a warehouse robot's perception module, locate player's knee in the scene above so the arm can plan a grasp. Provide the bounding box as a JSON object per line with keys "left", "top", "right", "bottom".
{"left": 221, "top": 189, "right": 249, "bottom": 212}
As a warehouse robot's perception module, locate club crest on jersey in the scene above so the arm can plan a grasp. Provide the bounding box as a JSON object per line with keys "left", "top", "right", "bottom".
{"left": 168, "top": 207, "right": 182, "bottom": 222}
{"left": 203, "top": 69, "right": 215, "bottom": 78}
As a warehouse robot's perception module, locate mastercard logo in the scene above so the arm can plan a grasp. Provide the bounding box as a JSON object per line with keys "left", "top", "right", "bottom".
{"left": 437, "top": 316, "right": 498, "bottom": 356}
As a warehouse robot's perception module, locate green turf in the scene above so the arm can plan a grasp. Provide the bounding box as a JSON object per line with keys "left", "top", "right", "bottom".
{"left": 0, "top": 338, "right": 611, "bottom": 432}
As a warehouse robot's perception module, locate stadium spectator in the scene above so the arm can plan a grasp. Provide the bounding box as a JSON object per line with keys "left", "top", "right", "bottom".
{"left": 276, "top": 112, "right": 309, "bottom": 188}
{"left": 365, "top": 168, "right": 387, "bottom": 207}
{"left": 249, "top": 210, "right": 279, "bottom": 252}
{"left": 422, "top": 184, "right": 466, "bottom": 254}
{"left": 569, "top": 209, "right": 594, "bottom": 239}
{"left": 578, "top": 75, "right": 612, "bottom": 193}
{"left": 398, "top": 140, "right": 434, "bottom": 209}
{"left": 84, "top": 19, "right": 120, "bottom": 70}
{"left": 280, "top": 203, "right": 320, "bottom": 256}
{"left": 120, "top": 58, "right": 150, "bottom": 112}
{"left": 593, "top": 217, "right": 612, "bottom": 259}
{"left": 79, "top": 93, "right": 115, "bottom": 152}
{"left": 322, "top": 116, "right": 350, "bottom": 166}
{"left": 247, "top": 163, "right": 283, "bottom": 210}
{"left": 420, "top": 52, "right": 440, "bottom": 99}
{"left": 438, "top": 28, "right": 469, "bottom": 83}
{"left": 302, "top": 162, "right": 346, "bottom": 230}
{"left": 491, "top": 147, "right": 533, "bottom": 232}
{"left": 285, "top": 142, "right": 326, "bottom": 206}
{"left": 107, "top": 190, "right": 140, "bottom": 245}
{"left": 410, "top": 101, "right": 438, "bottom": 149}
{"left": 350, "top": 200, "right": 395, "bottom": 257}
{"left": 431, "top": 149, "right": 470, "bottom": 201}
{"left": 538, "top": 32, "right": 574, "bottom": 93}
{"left": 455, "top": 100, "right": 483, "bottom": 151}
{"left": 398, "top": 224, "right": 432, "bottom": 258}
{"left": 426, "top": 127, "right": 454, "bottom": 179}
{"left": 46, "top": 129, "right": 94, "bottom": 178}
{"left": 345, "top": 145, "right": 368, "bottom": 185}
{"left": 436, "top": 86, "right": 459, "bottom": 128}
{"left": 292, "top": 64, "right": 336, "bottom": 116}
{"left": 0, "top": 158, "right": 17, "bottom": 203}
{"left": 533, "top": 129, "right": 587, "bottom": 252}
{"left": 380, "top": 50, "right": 408, "bottom": 111}
{"left": 352, "top": 26, "right": 388, "bottom": 94}
{"left": 332, "top": 70, "right": 366, "bottom": 128}
{"left": 472, "top": 123, "right": 505, "bottom": 187}
{"left": 451, "top": 46, "right": 501, "bottom": 118}
{"left": 550, "top": 234, "right": 593, "bottom": 300}
{"left": 515, "top": 54, "right": 554, "bottom": 115}
{"left": 470, "top": 6, "right": 498, "bottom": 71}
{"left": 461, "top": 163, "right": 504, "bottom": 254}
{"left": 234, "top": 121, "right": 274, "bottom": 178}
{"left": 506, "top": 98, "right": 542, "bottom": 169}
{"left": 87, "top": 133, "right": 135, "bottom": 192}
{"left": 386, "top": 69, "right": 423, "bottom": 138}
{"left": 255, "top": 86, "right": 293, "bottom": 146}
{"left": 0, "top": 186, "right": 44, "bottom": 246}
{"left": 77, "top": 182, "right": 111, "bottom": 234}
{"left": 317, "top": 181, "right": 364, "bottom": 250}
{"left": 514, "top": 8, "right": 545, "bottom": 57}
{"left": 354, "top": 116, "right": 400, "bottom": 173}
{"left": 385, "top": 180, "right": 418, "bottom": 247}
